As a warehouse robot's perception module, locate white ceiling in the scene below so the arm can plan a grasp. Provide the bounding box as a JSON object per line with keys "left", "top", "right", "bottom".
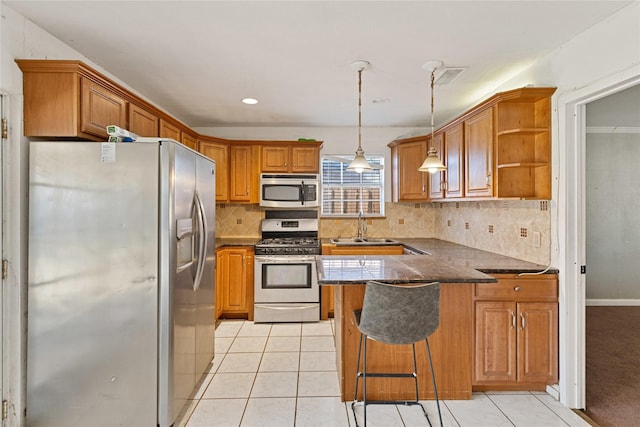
{"left": 5, "top": 0, "right": 634, "bottom": 128}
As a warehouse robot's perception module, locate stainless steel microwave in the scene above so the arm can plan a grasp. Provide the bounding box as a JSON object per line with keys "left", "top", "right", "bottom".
{"left": 259, "top": 174, "right": 319, "bottom": 208}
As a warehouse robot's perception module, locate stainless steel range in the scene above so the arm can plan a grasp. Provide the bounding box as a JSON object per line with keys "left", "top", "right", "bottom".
{"left": 254, "top": 210, "right": 321, "bottom": 323}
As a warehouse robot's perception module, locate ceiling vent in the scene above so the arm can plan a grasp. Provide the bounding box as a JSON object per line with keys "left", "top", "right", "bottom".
{"left": 434, "top": 67, "right": 467, "bottom": 85}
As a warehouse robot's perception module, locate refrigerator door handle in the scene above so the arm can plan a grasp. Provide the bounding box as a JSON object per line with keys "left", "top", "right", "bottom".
{"left": 192, "top": 190, "right": 208, "bottom": 291}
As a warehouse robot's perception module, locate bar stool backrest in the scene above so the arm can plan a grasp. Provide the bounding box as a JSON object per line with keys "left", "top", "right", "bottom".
{"left": 358, "top": 281, "right": 440, "bottom": 345}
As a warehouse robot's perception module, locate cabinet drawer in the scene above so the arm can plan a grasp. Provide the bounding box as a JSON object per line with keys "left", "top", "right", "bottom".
{"left": 475, "top": 278, "right": 557, "bottom": 300}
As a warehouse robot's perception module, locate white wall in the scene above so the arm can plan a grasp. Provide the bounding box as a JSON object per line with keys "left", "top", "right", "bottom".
{"left": 585, "top": 131, "right": 640, "bottom": 300}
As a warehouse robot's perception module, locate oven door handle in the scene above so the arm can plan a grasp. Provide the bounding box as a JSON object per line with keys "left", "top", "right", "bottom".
{"left": 255, "top": 255, "right": 317, "bottom": 263}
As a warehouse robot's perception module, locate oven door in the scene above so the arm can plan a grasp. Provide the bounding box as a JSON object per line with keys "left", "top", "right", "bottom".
{"left": 254, "top": 255, "right": 319, "bottom": 303}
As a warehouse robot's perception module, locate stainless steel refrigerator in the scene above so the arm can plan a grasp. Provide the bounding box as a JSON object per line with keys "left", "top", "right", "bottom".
{"left": 27, "top": 139, "right": 216, "bottom": 427}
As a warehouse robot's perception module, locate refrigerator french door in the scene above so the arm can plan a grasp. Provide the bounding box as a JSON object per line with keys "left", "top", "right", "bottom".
{"left": 27, "top": 139, "right": 215, "bottom": 427}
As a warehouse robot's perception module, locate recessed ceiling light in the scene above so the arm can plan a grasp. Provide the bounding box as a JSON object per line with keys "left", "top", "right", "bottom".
{"left": 242, "top": 98, "right": 258, "bottom": 105}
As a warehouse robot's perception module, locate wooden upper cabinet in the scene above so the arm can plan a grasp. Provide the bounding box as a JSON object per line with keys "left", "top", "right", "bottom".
{"left": 261, "top": 146, "right": 289, "bottom": 172}
{"left": 428, "top": 133, "right": 444, "bottom": 199}
{"left": 494, "top": 88, "right": 556, "bottom": 199}
{"left": 465, "top": 107, "right": 494, "bottom": 198}
{"left": 290, "top": 146, "right": 320, "bottom": 172}
{"left": 181, "top": 132, "right": 198, "bottom": 151}
{"left": 230, "top": 145, "right": 259, "bottom": 202}
{"left": 80, "top": 78, "right": 127, "bottom": 139}
{"left": 199, "top": 140, "right": 229, "bottom": 202}
{"left": 261, "top": 143, "right": 321, "bottom": 173}
{"left": 444, "top": 123, "right": 464, "bottom": 198}
{"left": 159, "top": 118, "right": 181, "bottom": 141}
{"left": 389, "top": 138, "right": 428, "bottom": 202}
{"left": 128, "top": 103, "right": 159, "bottom": 137}
{"left": 388, "top": 87, "right": 555, "bottom": 201}
{"left": 16, "top": 60, "right": 198, "bottom": 142}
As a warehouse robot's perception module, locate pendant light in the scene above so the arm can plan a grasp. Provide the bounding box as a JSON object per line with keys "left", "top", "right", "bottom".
{"left": 347, "top": 60, "right": 373, "bottom": 173}
{"left": 418, "top": 60, "right": 447, "bottom": 174}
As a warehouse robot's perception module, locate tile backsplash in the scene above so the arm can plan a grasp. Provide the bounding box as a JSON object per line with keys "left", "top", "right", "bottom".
{"left": 215, "top": 200, "right": 551, "bottom": 264}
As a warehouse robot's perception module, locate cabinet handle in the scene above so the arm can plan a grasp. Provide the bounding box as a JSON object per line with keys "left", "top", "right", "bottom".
{"left": 514, "top": 286, "right": 521, "bottom": 292}
{"left": 486, "top": 172, "right": 492, "bottom": 188}
{"left": 511, "top": 311, "right": 516, "bottom": 329}
{"left": 422, "top": 184, "right": 425, "bottom": 193}
{"left": 520, "top": 312, "right": 526, "bottom": 330}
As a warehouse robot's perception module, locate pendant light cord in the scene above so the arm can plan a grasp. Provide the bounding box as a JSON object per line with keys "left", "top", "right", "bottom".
{"left": 430, "top": 69, "right": 435, "bottom": 149}
{"left": 358, "top": 68, "right": 363, "bottom": 150}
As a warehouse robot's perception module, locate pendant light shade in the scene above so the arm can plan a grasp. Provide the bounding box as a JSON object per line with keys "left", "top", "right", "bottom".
{"left": 347, "top": 60, "right": 373, "bottom": 173}
{"left": 419, "top": 146, "right": 447, "bottom": 173}
{"left": 418, "top": 60, "right": 447, "bottom": 174}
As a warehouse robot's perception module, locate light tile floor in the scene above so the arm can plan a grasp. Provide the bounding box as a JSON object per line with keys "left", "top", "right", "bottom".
{"left": 176, "top": 319, "right": 590, "bottom": 427}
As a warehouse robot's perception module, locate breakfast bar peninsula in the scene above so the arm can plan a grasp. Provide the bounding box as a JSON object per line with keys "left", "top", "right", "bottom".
{"left": 316, "top": 240, "right": 559, "bottom": 402}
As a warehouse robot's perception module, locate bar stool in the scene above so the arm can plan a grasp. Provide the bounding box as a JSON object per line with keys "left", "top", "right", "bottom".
{"left": 351, "top": 281, "right": 443, "bottom": 427}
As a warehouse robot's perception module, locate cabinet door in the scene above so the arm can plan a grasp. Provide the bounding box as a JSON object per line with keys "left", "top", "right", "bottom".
{"left": 159, "top": 118, "right": 181, "bottom": 141}
{"left": 444, "top": 123, "right": 464, "bottom": 198}
{"left": 129, "top": 104, "right": 159, "bottom": 137}
{"left": 229, "top": 145, "right": 253, "bottom": 202}
{"left": 397, "top": 140, "right": 428, "bottom": 201}
{"left": 181, "top": 132, "right": 198, "bottom": 151}
{"left": 215, "top": 251, "right": 225, "bottom": 320}
{"left": 221, "top": 249, "right": 248, "bottom": 313}
{"left": 465, "top": 108, "right": 494, "bottom": 197}
{"left": 517, "top": 302, "right": 558, "bottom": 383}
{"left": 200, "top": 141, "right": 229, "bottom": 202}
{"left": 261, "top": 146, "right": 289, "bottom": 172}
{"left": 81, "top": 78, "right": 127, "bottom": 139}
{"left": 429, "top": 133, "right": 444, "bottom": 199}
{"left": 291, "top": 146, "right": 320, "bottom": 172}
{"left": 474, "top": 301, "right": 517, "bottom": 383}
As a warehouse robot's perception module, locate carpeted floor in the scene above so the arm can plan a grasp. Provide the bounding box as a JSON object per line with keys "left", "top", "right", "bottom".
{"left": 585, "top": 306, "right": 640, "bottom": 427}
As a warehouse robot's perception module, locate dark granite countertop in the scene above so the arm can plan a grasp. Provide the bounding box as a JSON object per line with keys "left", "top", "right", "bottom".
{"left": 316, "top": 254, "right": 496, "bottom": 285}
{"left": 317, "top": 238, "right": 557, "bottom": 285}
{"left": 398, "top": 238, "right": 557, "bottom": 274}
{"left": 215, "top": 238, "right": 259, "bottom": 250}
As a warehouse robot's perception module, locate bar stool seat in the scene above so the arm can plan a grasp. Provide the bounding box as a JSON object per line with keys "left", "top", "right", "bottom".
{"left": 351, "top": 280, "right": 443, "bottom": 427}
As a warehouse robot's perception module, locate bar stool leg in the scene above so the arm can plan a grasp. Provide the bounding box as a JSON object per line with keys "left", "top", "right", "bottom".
{"left": 425, "top": 337, "right": 443, "bottom": 427}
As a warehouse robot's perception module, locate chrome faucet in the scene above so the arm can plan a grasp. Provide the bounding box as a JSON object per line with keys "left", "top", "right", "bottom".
{"left": 357, "top": 210, "right": 367, "bottom": 239}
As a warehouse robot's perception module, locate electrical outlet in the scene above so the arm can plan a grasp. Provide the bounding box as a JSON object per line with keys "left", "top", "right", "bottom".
{"left": 532, "top": 231, "right": 541, "bottom": 247}
{"left": 418, "top": 220, "right": 425, "bottom": 229}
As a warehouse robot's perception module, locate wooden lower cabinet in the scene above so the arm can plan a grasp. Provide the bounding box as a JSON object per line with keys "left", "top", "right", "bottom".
{"left": 320, "top": 244, "right": 404, "bottom": 320}
{"left": 473, "top": 274, "right": 558, "bottom": 389}
{"left": 215, "top": 247, "right": 254, "bottom": 320}
{"left": 334, "top": 283, "right": 474, "bottom": 401}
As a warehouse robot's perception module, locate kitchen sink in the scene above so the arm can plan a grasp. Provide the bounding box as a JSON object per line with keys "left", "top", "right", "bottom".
{"left": 330, "top": 237, "right": 400, "bottom": 245}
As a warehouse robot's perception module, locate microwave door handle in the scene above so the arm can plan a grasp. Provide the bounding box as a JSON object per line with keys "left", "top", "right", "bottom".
{"left": 300, "top": 182, "right": 305, "bottom": 206}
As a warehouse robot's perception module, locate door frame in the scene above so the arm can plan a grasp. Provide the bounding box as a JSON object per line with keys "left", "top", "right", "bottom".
{"left": 1, "top": 92, "right": 5, "bottom": 426}
{"left": 557, "top": 63, "right": 640, "bottom": 409}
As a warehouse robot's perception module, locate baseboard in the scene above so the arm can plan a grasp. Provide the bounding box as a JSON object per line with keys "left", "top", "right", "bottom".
{"left": 545, "top": 384, "right": 560, "bottom": 400}
{"left": 586, "top": 299, "right": 640, "bottom": 306}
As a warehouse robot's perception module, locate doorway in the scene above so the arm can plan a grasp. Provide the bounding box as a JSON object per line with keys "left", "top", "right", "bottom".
{"left": 558, "top": 64, "right": 640, "bottom": 411}
{"left": 583, "top": 85, "right": 640, "bottom": 425}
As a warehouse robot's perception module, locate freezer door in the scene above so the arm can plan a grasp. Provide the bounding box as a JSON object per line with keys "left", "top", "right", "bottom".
{"left": 27, "top": 142, "right": 159, "bottom": 427}
{"left": 195, "top": 153, "right": 215, "bottom": 380}
{"left": 158, "top": 142, "right": 215, "bottom": 427}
